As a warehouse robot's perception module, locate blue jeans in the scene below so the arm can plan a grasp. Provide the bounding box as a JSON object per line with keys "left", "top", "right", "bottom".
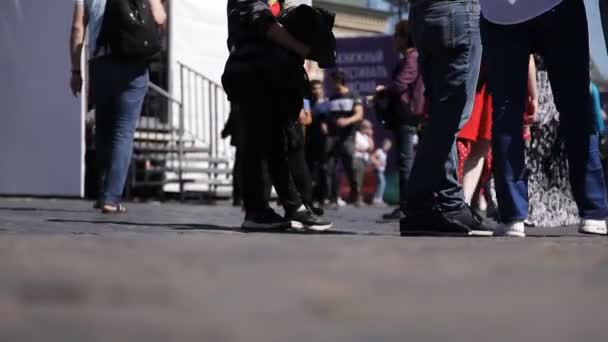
{"left": 374, "top": 170, "right": 386, "bottom": 201}
{"left": 407, "top": 0, "right": 482, "bottom": 214}
{"left": 481, "top": 0, "right": 608, "bottom": 221}
{"left": 90, "top": 56, "right": 149, "bottom": 205}
{"left": 394, "top": 124, "right": 417, "bottom": 211}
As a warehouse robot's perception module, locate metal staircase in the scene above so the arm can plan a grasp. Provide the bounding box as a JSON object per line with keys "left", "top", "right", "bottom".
{"left": 129, "top": 62, "right": 234, "bottom": 200}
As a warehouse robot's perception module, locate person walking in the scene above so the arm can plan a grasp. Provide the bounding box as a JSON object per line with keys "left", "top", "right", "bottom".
{"left": 307, "top": 80, "right": 330, "bottom": 205}
{"left": 353, "top": 120, "right": 375, "bottom": 206}
{"left": 481, "top": 0, "right": 608, "bottom": 237}
{"left": 400, "top": 0, "right": 494, "bottom": 236}
{"left": 223, "top": 0, "right": 327, "bottom": 231}
{"left": 375, "top": 20, "right": 422, "bottom": 222}
{"left": 321, "top": 72, "right": 365, "bottom": 208}
{"left": 70, "top": 0, "right": 167, "bottom": 213}
{"left": 372, "top": 139, "right": 392, "bottom": 206}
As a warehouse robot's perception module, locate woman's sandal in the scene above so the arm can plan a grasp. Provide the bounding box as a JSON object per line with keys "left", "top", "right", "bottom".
{"left": 101, "top": 203, "right": 127, "bottom": 214}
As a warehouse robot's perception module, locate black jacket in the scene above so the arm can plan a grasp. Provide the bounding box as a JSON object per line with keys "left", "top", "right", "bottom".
{"left": 222, "top": 0, "right": 336, "bottom": 101}
{"left": 278, "top": 5, "right": 336, "bottom": 68}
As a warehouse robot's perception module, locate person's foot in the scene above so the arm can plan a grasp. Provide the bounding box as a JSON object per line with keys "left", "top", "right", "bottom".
{"left": 372, "top": 199, "right": 387, "bottom": 207}
{"left": 337, "top": 198, "right": 347, "bottom": 207}
{"left": 307, "top": 203, "right": 325, "bottom": 217}
{"left": 242, "top": 208, "right": 291, "bottom": 231}
{"left": 354, "top": 199, "right": 365, "bottom": 208}
{"left": 382, "top": 208, "right": 404, "bottom": 221}
{"left": 286, "top": 208, "right": 333, "bottom": 232}
{"left": 579, "top": 219, "right": 607, "bottom": 235}
{"left": 400, "top": 208, "right": 472, "bottom": 237}
{"left": 494, "top": 221, "right": 526, "bottom": 237}
{"left": 444, "top": 205, "right": 495, "bottom": 237}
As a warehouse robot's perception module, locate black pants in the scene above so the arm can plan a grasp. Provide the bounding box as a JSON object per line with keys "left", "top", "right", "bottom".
{"left": 232, "top": 146, "right": 242, "bottom": 204}
{"left": 239, "top": 95, "right": 302, "bottom": 214}
{"left": 285, "top": 122, "right": 314, "bottom": 205}
{"left": 305, "top": 133, "right": 325, "bottom": 203}
{"left": 321, "top": 135, "right": 358, "bottom": 202}
{"left": 393, "top": 124, "right": 418, "bottom": 212}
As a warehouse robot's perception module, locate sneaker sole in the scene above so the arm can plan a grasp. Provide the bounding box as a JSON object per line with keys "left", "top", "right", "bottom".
{"left": 493, "top": 231, "right": 526, "bottom": 237}
{"left": 578, "top": 228, "right": 607, "bottom": 236}
{"left": 242, "top": 221, "right": 290, "bottom": 231}
{"left": 291, "top": 221, "right": 334, "bottom": 232}
{"left": 400, "top": 229, "right": 473, "bottom": 237}
{"left": 470, "top": 230, "right": 494, "bottom": 237}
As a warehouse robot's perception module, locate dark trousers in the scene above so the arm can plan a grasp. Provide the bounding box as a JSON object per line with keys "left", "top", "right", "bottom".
{"left": 482, "top": 0, "right": 608, "bottom": 221}
{"left": 306, "top": 134, "right": 325, "bottom": 203}
{"left": 89, "top": 56, "right": 149, "bottom": 206}
{"left": 232, "top": 146, "right": 242, "bottom": 204}
{"left": 394, "top": 124, "right": 417, "bottom": 212}
{"left": 239, "top": 95, "right": 302, "bottom": 214}
{"left": 321, "top": 135, "right": 359, "bottom": 202}
{"left": 285, "top": 122, "right": 314, "bottom": 205}
{"left": 407, "top": 0, "right": 482, "bottom": 213}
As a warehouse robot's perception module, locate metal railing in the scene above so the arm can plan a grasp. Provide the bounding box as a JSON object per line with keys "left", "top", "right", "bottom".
{"left": 131, "top": 62, "right": 233, "bottom": 199}
{"left": 147, "top": 82, "right": 185, "bottom": 196}
{"left": 178, "top": 62, "right": 232, "bottom": 161}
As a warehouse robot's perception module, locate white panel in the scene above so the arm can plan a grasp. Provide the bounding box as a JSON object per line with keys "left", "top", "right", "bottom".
{"left": 0, "top": 0, "right": 84, "bottom": 196}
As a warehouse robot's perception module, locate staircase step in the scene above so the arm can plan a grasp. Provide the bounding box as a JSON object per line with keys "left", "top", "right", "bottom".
{"left": 145, "top": 167, "right": 233, "bottom": 175}
{"left": 134, "top": 146, "right": 211, "bottom": 154}
{"left": 132, "top": 154, "right": 230, "bottom": 164}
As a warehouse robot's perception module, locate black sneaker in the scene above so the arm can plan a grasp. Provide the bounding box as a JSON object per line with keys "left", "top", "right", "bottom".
{"left": 400, "top": 208, "right": 472, "bottom": 236}
{"left": 382, "top": 208, "right": 404, "bottom": 221}
{"left": 287, "top": 209, "right": 334, "bottom": 232}
{"left": 445, "top": 205, "right": 495, "bottom": 237}
{"left": 242, "top": 208, "right": 291, "bottom": 231}
{"left": 307, "top": 203, "right": 325, "bottom": 217}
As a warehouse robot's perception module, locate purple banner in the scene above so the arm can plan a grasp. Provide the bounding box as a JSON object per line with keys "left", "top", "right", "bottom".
{"left": 325, "top": 35, "right": 399, "bottom": 98}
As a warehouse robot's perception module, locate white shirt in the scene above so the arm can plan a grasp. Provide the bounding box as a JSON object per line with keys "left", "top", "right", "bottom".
{"left": 75, "top": 0, "right": 107, "bottom": 59}
{"left": 374, "top": 149, "right": 387, "bottom": 172}
{"left": 480, "top": 0, "right": 563, "bottom": 25}
{"left": 355, "top": 132, "right": 372, "bottom": 161}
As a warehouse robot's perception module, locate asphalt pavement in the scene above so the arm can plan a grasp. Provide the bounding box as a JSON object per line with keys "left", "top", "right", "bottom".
{"left": 0, "top": 198, "right": 607, "bottom": 342}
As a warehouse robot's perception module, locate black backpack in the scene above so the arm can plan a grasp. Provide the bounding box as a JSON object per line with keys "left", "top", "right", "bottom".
{"left": 97, "top": 0, "right": 161, "bottom": 60}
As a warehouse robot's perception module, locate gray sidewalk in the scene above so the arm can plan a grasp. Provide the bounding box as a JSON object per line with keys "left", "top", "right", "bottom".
{"left": 0, "top": 198, "right": 607, "bottom": 342}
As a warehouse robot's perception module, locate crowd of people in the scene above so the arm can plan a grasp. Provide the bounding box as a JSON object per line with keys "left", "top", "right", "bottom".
{"left": 71, "top": 0, "right": 608, "bottom": 237}
{"left": 222, "top": 0, "right": 608, "bottom": 237}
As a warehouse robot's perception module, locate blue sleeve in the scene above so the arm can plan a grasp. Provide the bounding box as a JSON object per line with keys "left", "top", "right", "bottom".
{"left": 591, "top": 84, "right": 605, "bottom": 133}
{"left": 303, "top": 99, "right": 311, "bottom": 111}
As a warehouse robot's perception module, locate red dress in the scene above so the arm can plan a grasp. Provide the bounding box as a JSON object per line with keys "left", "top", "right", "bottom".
{"left": 459, "top": 83, "right": 492, "bottom": 142}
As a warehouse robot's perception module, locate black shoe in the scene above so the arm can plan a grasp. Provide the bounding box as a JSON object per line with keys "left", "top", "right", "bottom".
{"left": 307, "top": 203, "right": 325, "bottom": 217}
{"left": 287, "top": 209, "right": 333, "bottom": 232}
{"left": 242, "top": 208, "right": 291, "bottom": 231}
{"left": 445, "top": 205, "right": 495, "bottom": 236}
{"left": 382, "top": 208, "right": 404, "bottom": 221}
{"left": 400, "top": 208, "right": 472, "bottom": 236}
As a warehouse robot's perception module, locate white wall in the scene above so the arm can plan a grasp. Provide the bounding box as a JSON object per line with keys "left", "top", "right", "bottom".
{"left": 0, "top": 0, "right": 84, "bottom": 196}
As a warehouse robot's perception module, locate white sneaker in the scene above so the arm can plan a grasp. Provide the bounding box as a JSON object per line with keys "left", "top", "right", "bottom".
{"left": 579, "top": 219, "right": 607, "bottom": 235}
{"left": 337, "top": 198, "right": 347, "bottom": 207}
{"left": 493, "top": 221, "right": 526, "bottom": 237}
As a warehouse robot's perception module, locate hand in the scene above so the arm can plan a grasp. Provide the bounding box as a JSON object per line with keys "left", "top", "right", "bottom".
{"left": 321, "top": 122, "right": 329, "bottom": 135}
{"left": 376, "top": 85, "right": 385, "bottom": 92}
{"left": 298, "top": 110, "right": 307, "bottom": 125}
{"left": 336, "top": 118, "right": 350, "bottom": 128}
{"left": 70, "top": 71, "right": 83, "bottom": 97}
